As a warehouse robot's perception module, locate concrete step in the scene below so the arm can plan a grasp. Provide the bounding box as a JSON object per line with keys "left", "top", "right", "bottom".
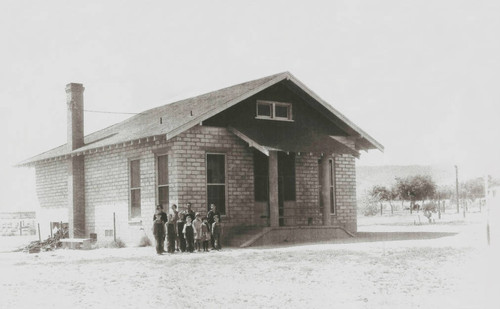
{"left": 224, "top": 226, "right": 266, "bottom": 247}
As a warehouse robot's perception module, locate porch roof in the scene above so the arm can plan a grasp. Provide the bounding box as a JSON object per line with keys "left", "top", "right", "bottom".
{"left": 228, "top": 126, "right": 359, "bottom": 157}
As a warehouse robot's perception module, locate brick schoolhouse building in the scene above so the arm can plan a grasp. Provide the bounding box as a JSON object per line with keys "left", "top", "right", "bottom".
{"left": 18, "top": 72, "right": 383, "bottom": 246}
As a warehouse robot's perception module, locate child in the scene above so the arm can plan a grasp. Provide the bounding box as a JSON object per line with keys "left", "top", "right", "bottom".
{"left": 166, "top": 213, "right": 176, "bottom": 253}
{"left": 201, "top": 217, "right": 211, "bottom": 252}
{"left": 211, "top": 215, "right": 222, "bottom": 250}
{"left": 176, "top": 212, "right": 186, "bottom": 252}
{"left": 171, "top": 204, "right": 179, "bottom": 224}
{"left": 207, "top": 204, "right": 221, "bottom": 249}
{"left": 153, "top": 205, "right": 167, "bottom": 254}
{"left": 183, "top": 216, "right": 195, "bottom": 253}
{"left": 192, "top": 212, "right": 203, "bottom": 252}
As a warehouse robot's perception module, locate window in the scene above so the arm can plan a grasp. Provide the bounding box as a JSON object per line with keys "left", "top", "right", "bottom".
{"left": 257, "top": 102, "right": 272, "bottom": 118}
{"left": 274, "top": 103, "right": 291, "bottom": 119}
{"left": 256, "top": 100, "right": 292, "bottom": 121}
{"left": 329, "top": 159, "right": 336, "bottom": 214}
{"left": 207, "top": 153, "right": 226, "bottom": 215}
{"left": 130, "top": 159, "right": 141, "bottom": 218}
{"left": 157, "top": 155, "right": 169, "bottom": 208}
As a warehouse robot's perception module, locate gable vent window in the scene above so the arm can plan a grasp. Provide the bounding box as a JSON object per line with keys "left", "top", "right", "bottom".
{"left": 256, "top": 100, "right": 292, "bottom": 121}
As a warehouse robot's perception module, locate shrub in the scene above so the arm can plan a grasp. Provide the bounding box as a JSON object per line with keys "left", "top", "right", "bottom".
{"left": 422, "top": 202, "right": 437, "bottom": 212}
{"left": 363, "top": 203, "right": 379, "bottom": 216}
{"left": 359, "top": 191, "right": 380, "bottom": 216}
{"left": 138, "top": 235, "right": 152, "bottom": 247}
{"left": 93, "top": 238, "right": 126, "bottom": 249}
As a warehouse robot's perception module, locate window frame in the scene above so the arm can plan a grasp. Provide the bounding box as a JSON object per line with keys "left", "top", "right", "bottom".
{"left": 256, "top": 101, "right": 273, "bottom": 119}
{"left": 329, "top": 158, "right": 336, "bottom": 215}
{"left": 206, "top": 152, "right": 227, "bottom": 216}
{"left": 156, "top": 154, "right": 169, "bottom": 209}
{"left": 256, "top": 100, "right": 293, "bottom": 121}
{"left": 129, "top": 158, "right": 142, "bottom": 220}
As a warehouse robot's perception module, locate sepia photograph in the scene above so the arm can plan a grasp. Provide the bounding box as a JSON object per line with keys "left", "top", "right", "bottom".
{"left": 0, "top": 1, "right": 499, "bottom": 308}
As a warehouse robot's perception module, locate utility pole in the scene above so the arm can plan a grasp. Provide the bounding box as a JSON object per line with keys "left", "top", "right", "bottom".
{"left": 455, "top": 165, "right": 460, "bottom": 214}
{"left": 485, "top": 175, "right": 490, "bottom": 246}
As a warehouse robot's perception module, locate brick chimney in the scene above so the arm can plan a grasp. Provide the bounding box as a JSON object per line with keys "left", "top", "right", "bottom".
{"left": 66, "top": 83, "right": 85, "bottom": 150}
{"left": 66, "top": 83, "right": 85, "bottom": 238}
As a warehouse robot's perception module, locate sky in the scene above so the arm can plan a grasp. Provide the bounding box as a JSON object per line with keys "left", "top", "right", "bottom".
{"left": 1, "top": 0, "right": 499, "bottom": 210}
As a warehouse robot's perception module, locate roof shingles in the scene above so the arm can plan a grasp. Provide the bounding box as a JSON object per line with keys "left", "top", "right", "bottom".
{"left": 18, "top": 72, "right": 382, "bottom": 166}
{"left": 17, "top": 72, "right": 284, "bottom": 166}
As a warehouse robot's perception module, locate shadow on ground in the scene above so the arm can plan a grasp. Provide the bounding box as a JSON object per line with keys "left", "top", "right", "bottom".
{"left": 352, "top": 231, "right": 458, "bottom": 243}
{"left": 248, "top": 231, "right": 458, "bottom": 249}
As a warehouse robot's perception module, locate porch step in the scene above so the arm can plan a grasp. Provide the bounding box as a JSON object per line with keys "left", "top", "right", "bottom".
{"left": 224, "top": 226, "right": 267, "bottom": 247}
{"left": 245, "top": 226, "right": 354, "bottom": 247}
{"left": 60, "top": 238, "right": 91, "bottom": 250}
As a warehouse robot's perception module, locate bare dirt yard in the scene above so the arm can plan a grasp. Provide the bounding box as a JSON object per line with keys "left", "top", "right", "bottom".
{"left": 1, "top": 211, "right": 498, "bottom": 309}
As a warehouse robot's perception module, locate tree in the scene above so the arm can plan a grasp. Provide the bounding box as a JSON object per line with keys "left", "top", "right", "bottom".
{"left": 395, "top": 175, "right": 437, "bottom": 213}
{"left": 436, "top": 185, "right": 453, "bottom": 213}
{"left": 369, "top": 185, "right": 393, "bottom": 215}
{"left": 463, "top": 177, "right": 485, "bottom": 202}
{"left": 488, "top": 175, "right": 500, "bottom": 187}
{"left": 410, "top": 175, "right": 437, "bottom": 207}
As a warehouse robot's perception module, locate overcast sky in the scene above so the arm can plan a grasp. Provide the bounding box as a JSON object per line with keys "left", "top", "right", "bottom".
{"left": 1, "top": 0, "right": 499, "bottom": 210}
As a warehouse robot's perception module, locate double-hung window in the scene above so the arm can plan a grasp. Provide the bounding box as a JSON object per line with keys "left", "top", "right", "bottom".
{"left": 206, "top": 153, "right": 226, "bottom": 215}
{"left": 130, "top": 159, "right": 141, "bottom": 218}
{"left": 157, "top": 155, "right": 169, "bottom": 208}
{"left": 329, "top": 159, "right": 336, "bottom": 214}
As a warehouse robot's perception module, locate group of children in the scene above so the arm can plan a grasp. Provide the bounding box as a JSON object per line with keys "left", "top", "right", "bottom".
{"left": 153, "top": 203, "right": 222, "bottom": 255}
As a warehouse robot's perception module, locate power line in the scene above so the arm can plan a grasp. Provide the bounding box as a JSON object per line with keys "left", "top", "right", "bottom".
{"left": 84, "top": 109, "right": 140, "bottom": 115}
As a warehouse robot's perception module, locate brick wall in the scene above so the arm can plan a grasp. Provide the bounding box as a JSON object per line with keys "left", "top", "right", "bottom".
{"left": 332, "top": 154, "right": 357, "bottom": 232}
{"left": 35, "top": 160, "right": 68, "bottom": 209}
{"left": 169, "top": 125, "right": 255, "bottom": 226}
{"left": 82, "top": 125, "right": 255, "bottom": 243}
{"left": 280, "top": 153, "right": 357, "bottom": 231}
{"left": 294, "top": 155, "right": 322, "bottom": 226}
{"left": 33, "top": 126, "right": 358, "bottom": 243}
{"left": 84, "top": 139, "right": 160, "bottom": 244}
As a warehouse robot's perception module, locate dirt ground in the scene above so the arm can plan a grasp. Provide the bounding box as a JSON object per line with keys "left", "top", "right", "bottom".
{"left": 0, "top": 211, "right": 498, "bottom": 309}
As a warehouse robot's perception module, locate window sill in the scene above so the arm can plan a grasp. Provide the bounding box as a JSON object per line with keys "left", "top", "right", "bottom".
{"left": 128, "top": 219, "right": 143, "bottom": 226}
{"left": 255, "top": 116, "right": 294, "bottom": 122}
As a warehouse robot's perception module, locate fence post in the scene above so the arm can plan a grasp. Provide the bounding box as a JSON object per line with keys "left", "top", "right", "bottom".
{"left": 438, "top": 193, "right": 441, "bottom": 220}
{"left": 19, "top": 221, "right": 22, "bottom": 236}
{"left": 38, "top": 223, "right": 41, "bottom": 242}
{"left": 113, "top": 212, "right": 116, "bottom": 242}
{"left": 50, "top": 222, "right": 53, "bottom": 238}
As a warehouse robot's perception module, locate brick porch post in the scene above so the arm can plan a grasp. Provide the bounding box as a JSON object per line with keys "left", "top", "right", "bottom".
{"left": 268, "top": 151, "right": 279, "bottom": 227}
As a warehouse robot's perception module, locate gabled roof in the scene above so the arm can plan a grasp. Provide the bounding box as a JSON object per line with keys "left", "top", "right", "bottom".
{"left": 17, "top": 72, "right": 383, "bottom": 166}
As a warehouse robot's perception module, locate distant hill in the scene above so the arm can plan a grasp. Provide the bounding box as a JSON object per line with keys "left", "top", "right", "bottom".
{"left": 356, "top": 165, "right": 457, "bottom": 198}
